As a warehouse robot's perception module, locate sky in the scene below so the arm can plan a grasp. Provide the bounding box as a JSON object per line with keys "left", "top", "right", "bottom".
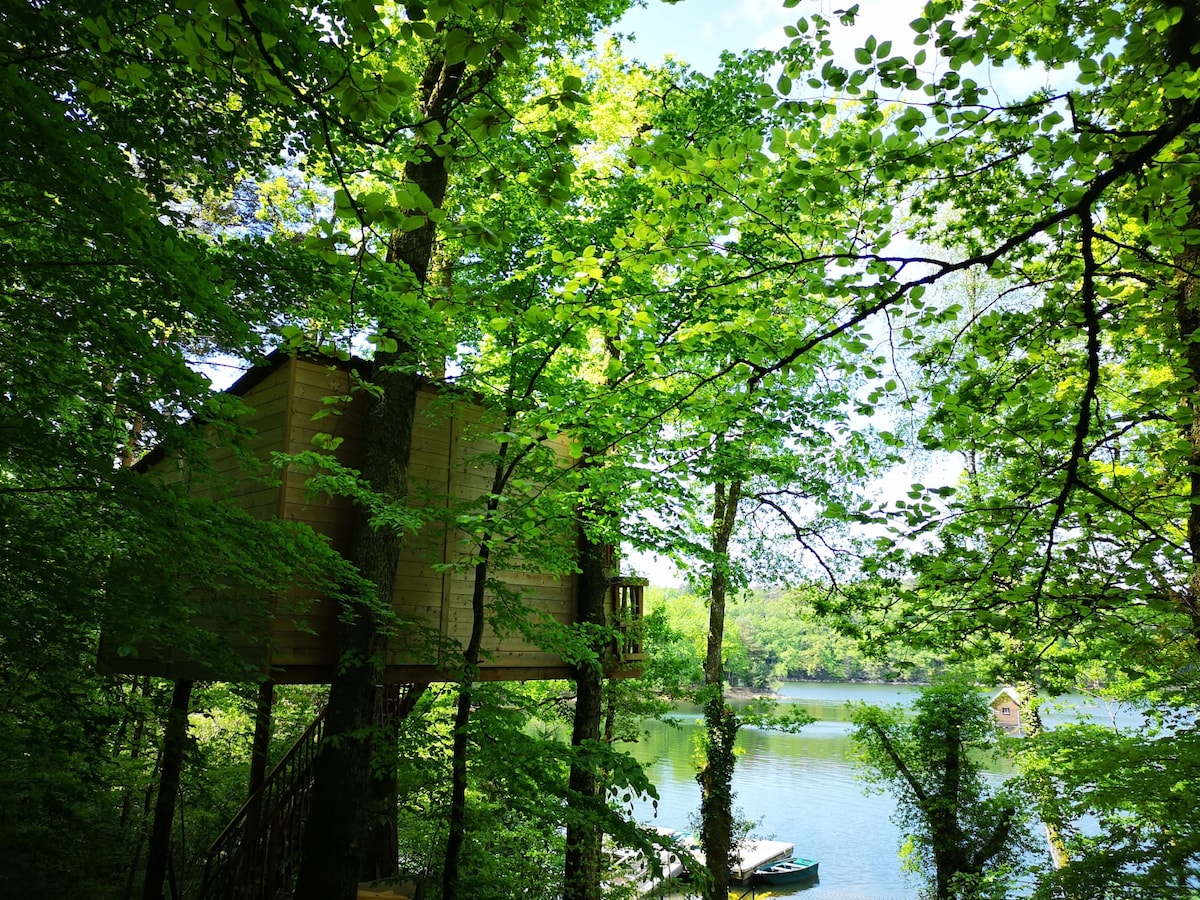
{"left": 613, "top": 0, "right": 916, "bottom": 75}
{"left": 610, "top": 0, "right": 1062, "bottom": 101}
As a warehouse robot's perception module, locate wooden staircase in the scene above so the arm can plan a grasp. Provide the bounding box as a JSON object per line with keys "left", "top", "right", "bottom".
{"left": 199, "top": 708, "right": 325, "bottom": 900}
{"left": 199, "top": 684, "right": 427, "bottom": 900}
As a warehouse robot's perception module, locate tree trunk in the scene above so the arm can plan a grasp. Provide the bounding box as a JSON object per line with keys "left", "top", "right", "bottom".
{"left": 698, "top": 477, "right": 741, "bottom": 900}
{"left": 295, "top": 44, "right": 468, "bottom": 900}
{"left": 362, "top": 683, "right": 431, "bottom": 881}
{"left": 118, "top": 675, "right": 153, "bottom": 830}
{"left": 1174, "top": 133, "right": 1200, "bottom": 650}
{"left": 142, "top": 679, "right": 192, "bottom": 900}
{"left": 441, "top": 548, "right": 491, "bottom": 900}
{"left": 929, "top": 718, "right": 963, "bottom": 900}
{"left": 361, "top": 691, "right": 400, "bottom": 882}
{"left": 295, "top": 362, "right": 420, "bottom": 900}
{"left": 1164, "top": 0, "right": 1200, "bottom": 646}
{"left": 294, "top": 586, "right": 393, "bottom": 900}
{"left": 565, "top": 304, "right": 623, "bottom": 900}
{"left": 563, "top": 530, "right": 610, "bottom": 900}
{"left": 243, "top": 681, "right": 274, "bottom": 842}
{"left": 444, "top": 436, "right": 512, "bottom": 900}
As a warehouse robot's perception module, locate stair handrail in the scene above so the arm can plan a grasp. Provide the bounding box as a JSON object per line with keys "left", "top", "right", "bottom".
{"left": 198, "top": 682, "right": 429, "bottom": 900}
{"left": 198, "top": 705, "right": 326, "bottom": 899}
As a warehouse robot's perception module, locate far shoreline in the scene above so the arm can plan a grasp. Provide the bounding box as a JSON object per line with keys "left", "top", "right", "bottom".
{"left": 723, "top": 679, "right": 929, "bottom": 702}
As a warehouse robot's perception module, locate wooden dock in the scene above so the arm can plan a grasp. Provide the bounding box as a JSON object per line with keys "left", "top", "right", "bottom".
{"left": 610, "top": 829, "right": 796, "bottom": 895}
{"left": 690, "top": 838, "right": 795, "bottom": 884}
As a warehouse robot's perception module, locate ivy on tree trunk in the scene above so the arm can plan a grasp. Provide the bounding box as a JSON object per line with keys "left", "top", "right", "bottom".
{"left": 564, "top": 525, "right": 610, "bottom": 900}
{"left": 698, "top": 476, "right": 741, "bottom": 900}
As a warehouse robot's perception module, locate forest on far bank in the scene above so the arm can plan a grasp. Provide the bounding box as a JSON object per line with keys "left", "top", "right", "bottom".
{"left": 646, "top": 586, "right": 947, "bottom": 688}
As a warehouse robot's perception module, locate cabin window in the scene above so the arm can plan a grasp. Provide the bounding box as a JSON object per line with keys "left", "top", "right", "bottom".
{"left": 1002, "top": 706, "right": 1011, "bottom": 715}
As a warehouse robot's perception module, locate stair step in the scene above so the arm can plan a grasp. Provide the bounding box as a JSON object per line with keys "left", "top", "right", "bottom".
{"left": 357, "top": 878, "right": 416, "bottom": 899}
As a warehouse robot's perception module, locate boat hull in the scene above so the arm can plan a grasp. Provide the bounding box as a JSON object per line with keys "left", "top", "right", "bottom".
{"left": 753, "top": 857, "right": 819, "bottom": 886}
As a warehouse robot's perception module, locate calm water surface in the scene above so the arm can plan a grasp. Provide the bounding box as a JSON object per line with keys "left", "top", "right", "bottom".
{"left": 624, "top": 684, "right": 1140, "bottom": 900}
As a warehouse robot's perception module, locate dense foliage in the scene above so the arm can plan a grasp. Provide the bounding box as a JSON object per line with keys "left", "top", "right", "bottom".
{"left": 649, "top": 586, "right": 946, "bottom": 687}
{"left": 851, "top": 676, "right": 1038, "bottom": 900}
{"left": 6, "top": 0, "right": 1200, "bottom": 898}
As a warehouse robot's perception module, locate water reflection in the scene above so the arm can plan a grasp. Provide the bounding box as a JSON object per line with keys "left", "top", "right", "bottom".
{"left": 626, "top": 687, "right": 918, "bottom": 898}
{"left": 624, "top": 683, "right": 1137, "bottom": 899}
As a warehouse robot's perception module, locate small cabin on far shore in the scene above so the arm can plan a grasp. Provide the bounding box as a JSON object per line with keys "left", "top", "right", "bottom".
{"left": 990, "top": 687, "right": 1024, "bottom": 732}
{"left": 101, "top": 352, "right": 646, "bottom": 684}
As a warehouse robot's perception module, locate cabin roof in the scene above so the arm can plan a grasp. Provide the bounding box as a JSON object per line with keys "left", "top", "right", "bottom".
{"left": 990, "top": 686, "right": 1022, "bottom": 707}
{"left": 222, "top": 348, "right": 369, "bottom": 398}
{"left": 136, "top": 350, "right": 389, "bottom": 471}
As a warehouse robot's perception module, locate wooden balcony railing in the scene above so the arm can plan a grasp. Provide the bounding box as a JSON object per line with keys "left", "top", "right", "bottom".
{"left": 609, "top": 577, "right": 648, "bottom": 661}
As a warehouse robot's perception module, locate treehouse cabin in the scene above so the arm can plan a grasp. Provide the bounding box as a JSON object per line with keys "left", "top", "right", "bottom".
{"left": 990, "top": 687, "right": 1024, "bottom": 733}
{"left": 101, "top": 352, "right": 645, "bottom": 684}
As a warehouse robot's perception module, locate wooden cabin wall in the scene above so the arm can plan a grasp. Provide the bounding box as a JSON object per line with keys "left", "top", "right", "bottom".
{"left": 265, "top": 357, "right": 363, "bottom": 676}
{"left": 105, "top": 355, "right": 588, "bottom": 682}
{"left": 203, "top": 356, "right": 580, "bottom": 681}
{"left": 103, "top": 359, "right": 343, "bottom": 679}
{"left": 376, "top": 384, "right": 580, "bottom": 680}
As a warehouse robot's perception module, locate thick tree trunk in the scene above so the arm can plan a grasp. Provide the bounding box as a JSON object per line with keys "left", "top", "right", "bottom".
{"left": 929, "top": 719, "right": 963, "bottom": 900}
{"left": 142, "top": 679, "right": 192, "bottom": 900}
{"left": 1175, "top": 187, "right": 1200, "bottom": 650}
{"left": 698, "top": 477, "right": 741, "bottom": 900}
{"left": 362, "top": 683, "right": 431, "bottom": 881}
{"left": 295, "top": 362, "right": 420, "bottom": 900}
{"left": 563, "top": 530, "right": 610, "bottom": 900}
{"left": 361, "top": 700, "right": 400, "bottom": 881}
{"left": 295, "top": 44, "right": 470, "bottom": 900}
{"left": 1165, "top": 0, "right": 1200, "bottom": 649}
{"left": 294, "top": 586, "right": 393, "bottom": 900}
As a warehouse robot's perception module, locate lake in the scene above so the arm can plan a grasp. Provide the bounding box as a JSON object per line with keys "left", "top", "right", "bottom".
{"left": 623, "top": 683, "right": 1141, "bottom": 899}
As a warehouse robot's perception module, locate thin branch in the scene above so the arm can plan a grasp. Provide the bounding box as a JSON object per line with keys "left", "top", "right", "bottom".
{"left": 750, "top": 494, "right": 841, "bottom": 587}
{"left": 1031, "top": 207, "right": 1103, "bottom": 611}
{"left": 745, "top": 98, "right": 1200, "bottom": 391}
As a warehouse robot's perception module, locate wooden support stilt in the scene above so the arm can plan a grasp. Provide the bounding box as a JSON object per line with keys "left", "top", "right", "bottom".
{"left": 244, "top": 681, "right": 275, "bottom": 841}
{"left": 143, "top": 679, "right": 193, "bottom": 900}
